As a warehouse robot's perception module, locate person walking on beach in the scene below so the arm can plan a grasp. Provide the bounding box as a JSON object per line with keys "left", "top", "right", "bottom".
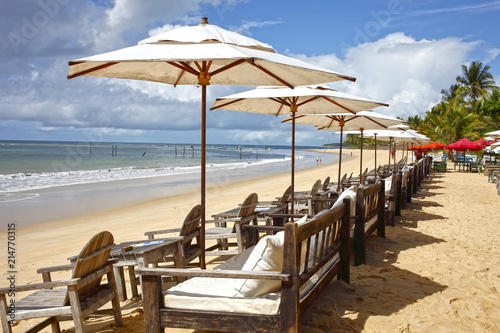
{"left": 316, "top": 156, "right": 319, "bottom": 165}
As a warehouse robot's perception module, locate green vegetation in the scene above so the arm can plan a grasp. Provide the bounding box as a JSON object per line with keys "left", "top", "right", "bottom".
{"left": 408, "top": 61, "right": 499, "bottom": 144}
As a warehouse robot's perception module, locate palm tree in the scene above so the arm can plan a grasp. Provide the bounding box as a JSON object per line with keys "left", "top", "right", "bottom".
{"left": 482, "top": 90, "right": 500, "bottom": 129}
{"left": 430, "top": 102, "right": 484, "bottom": 143}
{"left": 406, "top": 115, "right": 423, "bottom": 130}
{"left": 456, "top": 61, "right": 498, "bottom": 101}
{"left": 440, "top": 83, "right": 461, "bottom": 102}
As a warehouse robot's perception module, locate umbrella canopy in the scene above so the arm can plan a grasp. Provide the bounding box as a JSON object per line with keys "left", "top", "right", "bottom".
{"left": 67, "top": 17, "right": 356, "bottom": 268}
{"left": 473, "top": 138, "right": 491, "bottom": 146}
{"left": 414, "top": 141, "right": 447, "bottom": 151}
{"left": 447, "top": 138, "right": 484, "bottom": 151}
{"left": 447, "top": 138, "right": 484, "bottom": 172}
{"left": 287, "top": 111, "right": 403, "bottom": 183}
{"left": 485, "top": 129, "right": 500, "bottom": 138}
{"left": 211, "top": 86, "right": 387, "bottom": 211}
{"left": 362, "top": 129, "right": 429, "bottom": 167}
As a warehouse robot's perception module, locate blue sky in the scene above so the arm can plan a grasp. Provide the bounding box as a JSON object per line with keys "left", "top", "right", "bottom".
{"left": 1, "top": 0, "right": 499, "bottom": 146}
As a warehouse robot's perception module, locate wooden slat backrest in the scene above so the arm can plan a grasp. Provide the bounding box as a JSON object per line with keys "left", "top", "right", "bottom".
{"left": 278, "top": 185, "right": 292, "bottom": 204}
{"left": 321, "top": 176, "right": 330, "bottom": 191}
{"left": 309, "top": 179, "right": 322, "bottom": 196}
{"left": 337, "top": 173, "right": 347, "bottom": 191}
{"left": 237, "top": 193, "right": 258, "bottom": 218}
{"left": 66, "top": 231, "right": 114, "bottom": 305}
{"left": 360, "top": 182, "right": 382, "bottom": 222}
{"left": 179, "top": 205, "right": 201, "bottom": 237}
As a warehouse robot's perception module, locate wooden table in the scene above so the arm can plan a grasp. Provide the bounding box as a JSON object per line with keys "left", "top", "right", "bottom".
{"left": 70, "top": 237, "right": 184, "bottom": 301}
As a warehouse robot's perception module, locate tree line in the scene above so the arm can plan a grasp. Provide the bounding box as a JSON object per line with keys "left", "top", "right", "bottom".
{"left": 343, "top": 61, "right": 499, "bottom": 147}
{"left": 406, "top": 60, "right": 499, "bottom": 143}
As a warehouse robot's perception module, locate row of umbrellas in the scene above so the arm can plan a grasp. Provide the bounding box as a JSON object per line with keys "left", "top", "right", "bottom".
{"left": 66, "top": 17, "right": 421, "bottom": 267}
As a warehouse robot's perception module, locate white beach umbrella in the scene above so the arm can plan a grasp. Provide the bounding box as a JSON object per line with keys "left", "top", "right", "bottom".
{"left": 211, "top": 86, "right": 387, "bottom": 211}
{"left": 67, "top": 17, "right": 355, "bottom": 268}
{"left": 363, "top": 129, "right": 430, "bottom": 167}
{"left": 284, "top": 111, "right": 404, "bottom": 183}
{"left": 485, "top": 129, "right": 500, "bottom": 139}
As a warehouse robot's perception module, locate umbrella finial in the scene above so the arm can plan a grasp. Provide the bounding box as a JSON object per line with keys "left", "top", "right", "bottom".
{"left": 201, "top": 17, "right": 208, "bottom": 25}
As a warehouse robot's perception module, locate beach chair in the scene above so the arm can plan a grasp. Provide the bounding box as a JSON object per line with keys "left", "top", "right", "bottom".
{"left": 256, "top": 185, "right": 292, "bottom": 214}
{"left": 144, "top": 204, "right": 202, "bottom": 265}
{"left": 0, "top": 231, "right": 123, "bottom": 333}
{"left": 321, "top": 176, "right": 331, "bottom": 192}
{"left": 205, "top": 193, "right": 259, "bottom": 256}
{"left": 293, "top": 179, "right": 322, "bottom": 215}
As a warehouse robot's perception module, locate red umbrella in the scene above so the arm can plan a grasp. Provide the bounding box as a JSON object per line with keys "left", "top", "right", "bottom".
{"left": 447, "top": 138, "right": 484, "bottom": 151}
{"left": 447, "top": 138, "right": 484, "bottom": 171}
{"left": 474, "top": 138, "right": 497, "bottom": 146}
{"left": 422, "top": 141, "right": 447, "bottom": 150}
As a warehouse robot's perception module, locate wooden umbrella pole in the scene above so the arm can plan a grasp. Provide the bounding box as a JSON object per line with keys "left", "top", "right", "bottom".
{"left": 374, "top": 133, "right": 377, "bottom": 174}
{"left": 200, "top": 84, "right": 207, "bottom": 269}
{"left": 360, "top": 128, "right": 364, "bottom": 184}
{"left": 337, "top": 119, "right": 345, "bottom": 187}
{"left": 393, "top": 139, "right": 397, "bottom": 168}
{"left": 290, "top": 110, "right": 296, "bottom": 215}
{"left": 388, "top": 137, "right": 392, "bottom": 169}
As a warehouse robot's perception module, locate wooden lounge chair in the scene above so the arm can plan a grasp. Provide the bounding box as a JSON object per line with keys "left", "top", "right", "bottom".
{"left": 256, "top": 185, "right": 292, "bottom": 215}
{"left": 144, "top": 204, "right": 202, "bottom": 265}
{"left": 205, "top": 193, "right": 259, "bottom": 256}
{"left": 293, "top": 179, "right": 323, "bottom": 215}
{"left": 321, "top": 176, "right": 331, "bottom": 192}
{"left": 137, "top": 202, "right": 351, "bottom": 333}
{"left": 0, "top": 231, "right": 123, "bottom": 333}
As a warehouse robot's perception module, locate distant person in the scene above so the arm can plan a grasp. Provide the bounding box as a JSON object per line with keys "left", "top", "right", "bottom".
{"left": 350, "top": 152, "right": 352, "bottom": 157}
{"left": 316, "top": 156, "right": 319, "bottom": 165}
{"left": 415, "top": 150, "right": 423, "bottom": 161}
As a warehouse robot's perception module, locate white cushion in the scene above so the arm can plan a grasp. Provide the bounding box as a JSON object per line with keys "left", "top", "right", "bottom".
{"left": 384, "top": 176, "right": 392, "bottom": 194}
{"left": 237, "top": 231, "right": 285, "bottom": 297}
{"left": 331, "top": 185, "right": 357, "bottom": 216}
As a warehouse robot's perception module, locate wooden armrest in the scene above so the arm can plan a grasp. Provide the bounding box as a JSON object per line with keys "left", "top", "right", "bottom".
{"left": 136, "top": 267, "right": 291, "bottom": 281}
{"left": 145, "top": 228, "right": 181, "bottom": 237}
{"left": 0, "top": 279, "right": 80, "bottom": 294}
{"left": 37, "top": 263, "right": 74, "bottom": 274}
{"left": 205, "top": 218, "right": 240, "bottom": 224}
{"left": 265, "top": 213, "right": 308, "bottom": 219}
{"left": 243, "top": 225, "right": 284, "bottom": 232}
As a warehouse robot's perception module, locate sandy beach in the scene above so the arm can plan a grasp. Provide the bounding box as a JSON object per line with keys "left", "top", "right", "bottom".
{"left": 3, "top": 148, "right": 500, "bottom": 332}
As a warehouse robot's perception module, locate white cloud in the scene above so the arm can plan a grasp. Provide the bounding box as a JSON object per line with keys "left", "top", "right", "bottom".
{"left": 228, "top": 19, "right": 283, "bottom": 35}
{"left": 290, "top": 33, "right": 478, "bottom": 120}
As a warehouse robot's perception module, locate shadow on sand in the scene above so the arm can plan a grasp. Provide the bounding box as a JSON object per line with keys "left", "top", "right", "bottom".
{"left": 301, "top": 173, "right": 447, "bottom": 332}
{"left": 301, "top": 227, "right": 446, "bottom": 332}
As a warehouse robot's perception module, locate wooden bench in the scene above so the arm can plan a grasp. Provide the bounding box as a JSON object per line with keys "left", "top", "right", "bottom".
{"left": 136, "top": 201, "right": 351, "bottom": 333}
{"left": 353, "top": 181, "right": 386, "bottom": 266}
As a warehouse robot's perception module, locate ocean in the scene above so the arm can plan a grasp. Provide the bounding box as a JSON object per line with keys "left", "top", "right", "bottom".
{"left": 0, "top": 141, "right": 338, "bottom": 225}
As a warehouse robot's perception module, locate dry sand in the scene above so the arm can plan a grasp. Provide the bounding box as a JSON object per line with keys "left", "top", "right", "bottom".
{"left": 3, "top": 149, "right": 500, "bottom": 332}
